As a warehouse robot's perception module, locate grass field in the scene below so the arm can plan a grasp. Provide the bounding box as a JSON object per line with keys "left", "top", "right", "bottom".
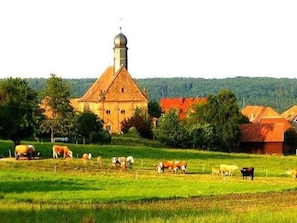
{"left": 0, "top": 140, "right": 297, "bottom": 222}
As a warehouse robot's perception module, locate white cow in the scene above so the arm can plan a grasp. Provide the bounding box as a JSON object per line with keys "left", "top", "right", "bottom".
{"left": 219, "top": 164, "right": 239, "bottom": 177}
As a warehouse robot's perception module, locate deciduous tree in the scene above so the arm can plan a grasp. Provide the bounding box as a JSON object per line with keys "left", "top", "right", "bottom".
{"left": 0, "top": 78, "right": 42, "bottom": 146}
{"left": 39, "top": 74, "right": 75, "bottom": 142}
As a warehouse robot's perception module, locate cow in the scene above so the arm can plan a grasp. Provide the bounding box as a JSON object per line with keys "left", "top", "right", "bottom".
{"left": 112, "top": 156, "right": 134, "bottom": 170}
{"left": 15, "top": 144, "right": 40, "bottom": 160}
{"left": 126, "top": 156, "right": 134, "bottom": 169}
{"left": 286, "top": 169, "right": 297, "bottom": 178}
{"left": 212, "top": 167, "right": 221, "bottom": 176}
{"left": 241, "top": 167, "right": 254, "bottom": 180}
{"left": 219, "top": 164, "right": 239, "bottom": 177}
{"left": 173, "top": 161, "right": 187, "bottom": 173}
{"left": 112, "top": 156, "right": 126, "bottom": 170}
{"left": 158, "top": 160, "right": 187, "bottom": 173}
{"left": 52, "top": 145, "right": 73, "bottom": 158}
{"left": 97, "top": 156, "right": 103, "bottom": 168}
{"left": 82, "top": 153, "right": 92, "bottom": 160}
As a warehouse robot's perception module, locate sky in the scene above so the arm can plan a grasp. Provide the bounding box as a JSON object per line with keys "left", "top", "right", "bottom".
{"left": 1, "top": 0, "right": 297, "bottom": 80}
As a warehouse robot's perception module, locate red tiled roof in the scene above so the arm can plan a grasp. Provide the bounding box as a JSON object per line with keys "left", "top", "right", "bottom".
{"left": 240, "top": 123, "right": 284, "bottom": 142}
{"left": 259, "top": 117, "right": 291, "bottom": 131}
{"left": 160, "top": 97, "right": 207, "bottom": 118}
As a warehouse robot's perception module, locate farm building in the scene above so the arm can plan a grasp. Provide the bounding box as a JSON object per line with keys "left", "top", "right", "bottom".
{"left": 160, "top": 97, "right": 207, "bottom": 119}
{"left": 240, "top": 105, "right": 293, "bottom": 154}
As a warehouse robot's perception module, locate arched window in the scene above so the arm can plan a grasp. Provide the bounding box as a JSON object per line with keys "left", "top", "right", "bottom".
{"left": 120, "top": 109, "right": 125, "bottom": 114}
{"left": 106, "top": 110, "right": 111, "bottom": 114}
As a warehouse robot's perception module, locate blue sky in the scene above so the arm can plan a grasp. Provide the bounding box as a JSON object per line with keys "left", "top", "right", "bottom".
{"left": 1, "top": 0, "right": 297, "bottom": 79}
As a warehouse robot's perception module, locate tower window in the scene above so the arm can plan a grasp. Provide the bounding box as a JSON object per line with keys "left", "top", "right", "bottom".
{"left": 121, "top": 87, "right": 125, "bottom": 93}
{"left": 106, "top": 110, "right": 111, "bottom": 114}
{"left": 120, "top": 109, "right": 125, "bottom": 114}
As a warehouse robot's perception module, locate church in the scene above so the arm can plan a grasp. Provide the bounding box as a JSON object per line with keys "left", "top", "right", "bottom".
{"left": 71, "top": 32, "right": 148, "bottom": 134}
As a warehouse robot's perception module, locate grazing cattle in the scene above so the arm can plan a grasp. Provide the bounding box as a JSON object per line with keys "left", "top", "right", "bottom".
{"left": 97, "top": 156, "right": 102, "bottom": 168}
{"left": 158, "top": 160, "right": 187, "bottom": 173}
{"left": 286, "top": 169, "right": 297, "bottom": 178}
{"left": 15, "top": 145, "right": 40, "bottom": 160}
{"left": 219, "top": 164, "right": 239, "bottom": 177}
{"left": 241, "top": 167, "right": 254, "bottom": 180}
{"left": 52, "top": 145, "right": 73, "bottom": 158}
{"left": 82, "top": 153, "right": 92, "bottom": 160}
{"left": 112, "top": 156, "right": 134, "bottom": 170}
{"left": 126, "top": 156, "right": 134, "bottom": 169}
{"left": 212, "top": 167, "right": 221, "bottom": 176}
{"left": 112, "top": 156, "right": 126, "bottom": 169}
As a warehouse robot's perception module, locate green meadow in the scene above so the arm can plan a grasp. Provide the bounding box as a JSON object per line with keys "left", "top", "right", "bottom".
{"left": 0, "top": 139, "right": 297, "bottom": 223}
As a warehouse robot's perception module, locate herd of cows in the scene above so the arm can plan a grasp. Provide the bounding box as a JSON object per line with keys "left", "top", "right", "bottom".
{"left": 13, "top": 144, "right": 297, "bottom": 179}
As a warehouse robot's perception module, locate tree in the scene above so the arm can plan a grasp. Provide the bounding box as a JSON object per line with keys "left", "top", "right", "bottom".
{"left": 39, "top": 74, "right": 75, "bottom": 142}
{"left": 155, "top": 108, "right": 189, "bottom": 148}
{"left": 203, "top": 89, "right": 243, "bottom": 152}
{"left": 121, "top": 108, "right": 154, "bottom": 139}
{"left": 284, "top": 128, "right": 297, "bottom": 154}
{"left": 148, "top": 101, "right": 162, "bottom": 118}
{"left": 74, "top": 110, "right": 110, "bottom": 144}
{"left": 0, "top": 78, "right": 42, "bottom": 146}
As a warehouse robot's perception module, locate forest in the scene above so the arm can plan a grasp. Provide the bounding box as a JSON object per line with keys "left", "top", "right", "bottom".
{"left": 14, "top": 76, "right": 297, "bottom": 113}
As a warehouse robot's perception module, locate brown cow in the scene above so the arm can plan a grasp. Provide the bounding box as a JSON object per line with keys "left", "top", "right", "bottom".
{"left": 52, "top": 145, "right": 73, "bottom": 158}
{"left": 82, "top": 153, "right": 92, "bottom": 160}
{"left": 15, "top": 145, "right": 39, "bottom": 160}
{"left": 158, "top": 160, "right": 187, "bottom": 173}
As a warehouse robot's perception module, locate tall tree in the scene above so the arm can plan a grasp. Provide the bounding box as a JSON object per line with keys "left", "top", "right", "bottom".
{"left": 74, "top": 110, "right": 105, "bottom": 144}
{"left": 40, "top": 74, "right": 75, "bottom": 142}
{"left": 204, "top": 89, "right": 243, "bottom": 152}
{"left": 148, "top": 101, "right": 162, "bottom": 118}
{"left": 0, "top": 78, "right": 42, "bottom": 146}
{"left": 155, "top": 108, "right": 189, "bottom": 148}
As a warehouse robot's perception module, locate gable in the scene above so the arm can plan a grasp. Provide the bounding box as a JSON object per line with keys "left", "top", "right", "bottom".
{"left": 241, "top": 105, "right": 281, "bottom": 123}
{"left": 78, "top": 66, "right": 115, "bottom": 102}
{"left": 105, "top": 66, "right": 148, "bottom": 102}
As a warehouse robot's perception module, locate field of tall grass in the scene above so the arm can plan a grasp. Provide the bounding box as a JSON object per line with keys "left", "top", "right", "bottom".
{"left": 0, "top": 139, "right": 297, "bottom": 222}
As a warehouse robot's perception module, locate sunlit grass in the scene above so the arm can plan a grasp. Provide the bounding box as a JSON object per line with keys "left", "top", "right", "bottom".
{"left": 1, "top": 140, "right": 297, "bottom": 222}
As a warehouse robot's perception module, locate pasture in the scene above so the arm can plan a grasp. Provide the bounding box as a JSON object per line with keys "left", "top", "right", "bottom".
{"left": 0, "top": 140, "right": 297, "bottom": 222}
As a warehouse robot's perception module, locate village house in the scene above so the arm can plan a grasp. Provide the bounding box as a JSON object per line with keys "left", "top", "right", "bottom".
{"left": 240, "top": 105, "right": 292, "bottom": 154}
{"left": 159, "top": 97, "right": 207, "bottom": 119}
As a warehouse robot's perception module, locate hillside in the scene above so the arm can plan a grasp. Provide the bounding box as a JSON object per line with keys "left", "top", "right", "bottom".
{"left": 7, "top": 76, "right": 297, "bottom": 113}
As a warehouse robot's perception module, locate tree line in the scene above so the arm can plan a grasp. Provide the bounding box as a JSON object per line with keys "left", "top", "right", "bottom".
{"left": 17, "top": 76, "right": 297, "bottom": 113}
{"left": 1, "top": 75, "right": 297, "bottom": 152}
{"left": 0, "top": 75, "right": 111, "bottom": 146}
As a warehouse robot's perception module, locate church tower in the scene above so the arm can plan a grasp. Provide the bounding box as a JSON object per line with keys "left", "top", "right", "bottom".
{"left": 113, "top": 30, "right": 128, "bottom": 74}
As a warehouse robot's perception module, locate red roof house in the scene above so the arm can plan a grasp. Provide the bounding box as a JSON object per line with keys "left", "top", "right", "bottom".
{"left": 240, "top": 105, "right": 293, "bottom": 154}
{"left": 160, "top": 97, "right": 207, "bottom": 119}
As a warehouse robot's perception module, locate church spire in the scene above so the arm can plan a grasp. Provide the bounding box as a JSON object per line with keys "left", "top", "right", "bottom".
{"left": 113, "top": 27, "right": 128, "bottom": 75}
